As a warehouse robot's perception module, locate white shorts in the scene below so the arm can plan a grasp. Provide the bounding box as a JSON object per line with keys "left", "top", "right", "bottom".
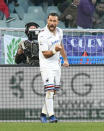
{"left": 41, "top": 69, "right": 61, "bottom": 91}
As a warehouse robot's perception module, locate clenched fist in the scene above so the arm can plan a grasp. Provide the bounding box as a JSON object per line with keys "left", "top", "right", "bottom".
{"left": 55, "top": 44, "right": 62, "bottom": 52}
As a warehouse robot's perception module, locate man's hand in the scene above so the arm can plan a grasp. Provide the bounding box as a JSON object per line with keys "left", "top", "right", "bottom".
{"left": 17, "top": 48, "right": 24, "bottom": 55}
{"left": 63, "top": 60, "right": 69, "bottom": 67}
{"left": 55, "top": 44, "right": 62, "bottom": 52}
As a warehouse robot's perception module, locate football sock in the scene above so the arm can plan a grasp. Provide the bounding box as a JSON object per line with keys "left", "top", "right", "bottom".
{"left": 45, "top": 91, "right": 54, "bottom": 117}
{"left": 42, "top": 103, "right": 47, "bottom": 115}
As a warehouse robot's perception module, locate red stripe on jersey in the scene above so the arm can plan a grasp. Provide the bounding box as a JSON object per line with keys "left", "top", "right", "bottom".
{"left": 45, "top": 85, "right": 54, "bottom": 88}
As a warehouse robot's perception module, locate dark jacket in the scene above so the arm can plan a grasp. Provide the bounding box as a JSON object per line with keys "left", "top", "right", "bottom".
{"left": 15, "top": 40, "right": 39, "bottom": 66}
{"left": 60, "top": 3, "right": 78, "bottom": 28}
{"left": 77, "top": 0, "right": 95, "bottom": 28}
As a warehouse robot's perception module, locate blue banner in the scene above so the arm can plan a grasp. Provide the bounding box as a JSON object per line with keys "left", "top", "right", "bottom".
{"left": 63, "top": 35, "right": 104, "bottom": 56}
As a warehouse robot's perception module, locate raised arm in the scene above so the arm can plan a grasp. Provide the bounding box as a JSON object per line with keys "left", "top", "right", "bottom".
{"left": 60, "top": 43, "right": 69, "bottom": 67}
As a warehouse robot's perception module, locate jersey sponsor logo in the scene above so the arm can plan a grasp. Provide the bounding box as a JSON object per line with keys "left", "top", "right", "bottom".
{"left": 51, "top": 40, "right": 60, "bottom": 45}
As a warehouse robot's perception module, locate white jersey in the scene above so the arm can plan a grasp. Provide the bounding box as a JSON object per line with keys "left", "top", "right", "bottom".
{"left": 38, "top": 25, "right": 63, "bottom": 71}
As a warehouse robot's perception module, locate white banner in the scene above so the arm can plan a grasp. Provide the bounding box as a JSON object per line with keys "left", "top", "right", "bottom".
{"left": 4, "top": 35, "right": 26, "bottom": 64}
{"left": 0, "top": 66, "right": 104, "bottom": 120}
{"left": 0, "top": 66, "right": 104, "bottom": 109}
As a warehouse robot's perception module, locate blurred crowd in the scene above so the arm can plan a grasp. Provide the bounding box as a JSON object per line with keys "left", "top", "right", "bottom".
{"left": 0, "top": 0, "right": 104, "bottom": 28}
{"left": 59, "top": 0, "right": 104, "bottom": 29}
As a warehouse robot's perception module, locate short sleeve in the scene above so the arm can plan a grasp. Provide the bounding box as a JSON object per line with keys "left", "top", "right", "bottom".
{"left": 59, "top": 28, "right": 63, "bottom": 44}
{"left": 38, "top": 33, "right": 48, "bottom": 51}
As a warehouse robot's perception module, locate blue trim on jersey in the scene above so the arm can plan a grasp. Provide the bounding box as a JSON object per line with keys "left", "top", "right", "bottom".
{"left": 44, "top": 87, "right": 55, "bottom": 91}
{"left": 55, "top": 85, "right": 60, "bottom": 91}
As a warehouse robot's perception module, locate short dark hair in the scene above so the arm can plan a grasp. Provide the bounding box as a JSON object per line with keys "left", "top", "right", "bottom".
{"left": 48, "top": 13, "right": 59, "bottom": 20}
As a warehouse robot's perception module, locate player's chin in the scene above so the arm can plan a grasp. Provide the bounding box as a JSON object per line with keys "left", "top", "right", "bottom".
{"left": 49, "top": 26, "right": 55, "bottom": 32}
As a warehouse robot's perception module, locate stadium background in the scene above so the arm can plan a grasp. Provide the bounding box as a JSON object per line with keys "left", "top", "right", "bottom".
{"left": 0, "top": 28, "right": 104, "bottom": 125}
{"left": 0, "top": 0, "right": 104, "bottom": 130}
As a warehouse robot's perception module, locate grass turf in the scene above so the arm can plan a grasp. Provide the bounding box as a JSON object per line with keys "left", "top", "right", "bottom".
{"left": 0, "top": 122, "right": 104, "bottom": 131}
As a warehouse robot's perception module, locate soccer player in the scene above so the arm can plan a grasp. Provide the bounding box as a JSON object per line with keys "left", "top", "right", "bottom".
{"left": 38, "top": 13, "right": 69, "bottom": 123}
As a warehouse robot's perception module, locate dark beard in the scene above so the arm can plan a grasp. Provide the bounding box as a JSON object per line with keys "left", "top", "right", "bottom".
{"left": 48, "top": 25, "right": 56, "bottom": 32}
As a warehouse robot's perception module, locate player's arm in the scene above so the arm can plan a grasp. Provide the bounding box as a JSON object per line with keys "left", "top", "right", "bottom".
{"left": 42, "top": 50, "right": 54, "bottom": 58}
{"left": 38, "top": 33, "right": 62, "bottom": 58}
{"left": 60, "top": 43, "right": 69, "bottom": 67}
{"left": 42, "top": 44, "right": 62, "bottom": 58}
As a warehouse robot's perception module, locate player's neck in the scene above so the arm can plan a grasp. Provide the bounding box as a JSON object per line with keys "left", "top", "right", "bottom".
{"left": 47, "top": 26, "right": 56, "bottom": 35}
{"left": 50, "top": 28, "right": 56, "bottom": 35}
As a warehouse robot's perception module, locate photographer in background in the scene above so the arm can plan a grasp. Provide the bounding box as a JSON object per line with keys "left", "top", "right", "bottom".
{"left": 59, "top": 0, "right": 80, "bottom": 28}
{"left": 15, "top": 22, "right": 40, "bottom": 66}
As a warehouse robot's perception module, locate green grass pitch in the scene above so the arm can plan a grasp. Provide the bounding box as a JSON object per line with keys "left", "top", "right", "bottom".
{"left": 0, "top": 122, "right": 104, "bottom": 131}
